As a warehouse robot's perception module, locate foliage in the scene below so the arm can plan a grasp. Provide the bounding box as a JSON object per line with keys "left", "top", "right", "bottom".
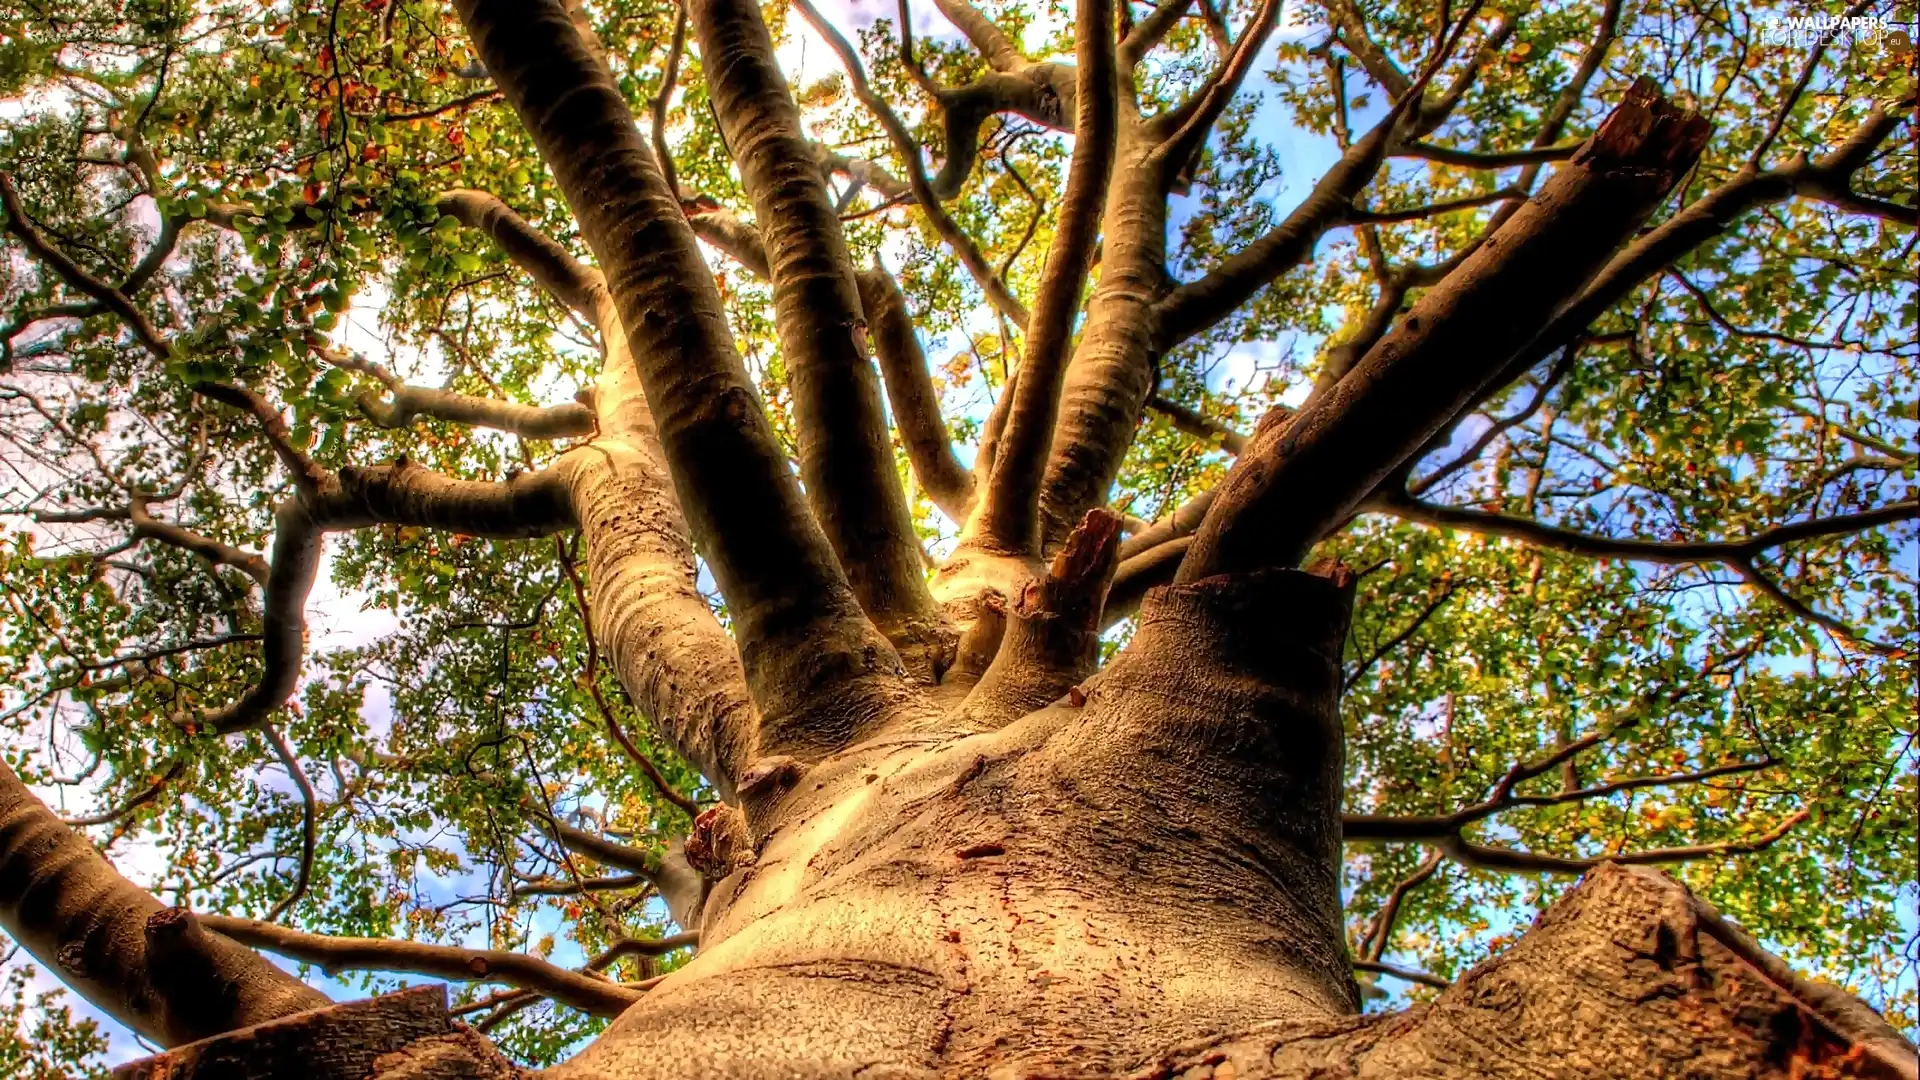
{"left": 0, "top": 959, "right": 111, "bottom": 1079}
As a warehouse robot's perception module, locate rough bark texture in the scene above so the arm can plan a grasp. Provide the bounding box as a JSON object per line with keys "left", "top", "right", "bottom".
{"left": 111, "top": 986, "right": 457, "bottom": 1080}
{"left": 545, "top": 569, "right": 1359, "bottom": 1078}
{"left": 1138, "top": 864, "right": 1917, "bottom": 1080}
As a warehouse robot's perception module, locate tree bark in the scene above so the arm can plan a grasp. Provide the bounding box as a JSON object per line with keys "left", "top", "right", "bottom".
{"left": 692, "top": 0, "right": 950, "bottom": 682}
{"left": 1141, "top": 863, "right": 1917, "bottom": 1080}
{"left": 457, "top": 0, "right": 934, "bottom": 768}
{"left": 549, "top": 568, "right": 1361, "bottom": 1078}
{"left": 0, "top": 761, "right": 327, "bottom": 1047}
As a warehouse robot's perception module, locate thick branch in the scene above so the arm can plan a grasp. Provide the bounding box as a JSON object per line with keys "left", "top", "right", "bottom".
{"left": 927, "top": 66, "right": 1078, "bottom": 200}
{"left": 670, "top": 210, "right": 979, "bottom": 530}
{"left": 966, "top": 0, "right": 1116, "bottom": 553}
{"left": 178, "top": 461, "right": 572, "bottom": 739}
{"left": 201, "top": 916, "right": 642, "bottom": 1019}
{"left": 1180, "top": 80, "right": 1710, "bottom": 578}
{"left": 457, "top": 0, "right": 924, "bottom": 757}
{"left": 1119, "top": 0, "right": 1195, "bottom": 65}
{"left": 693, "top": 0, "right": 948, "bottom": 677}
{"left": 434, "top": 190, "right": 600, "bottom": 313}
{"left": 0, "top": 760, "right": 327, "bottom": 1046}
{"left": 951, "top": 508, "right": 1120, "bottom": 728}
{"left": 1469, "top": 98, "right": 1913, "bottom": 417}
{"left": 857, "top": 268, "right": 976, "bottom": 521}
{"left": 930, "top": 0, "right": 1024, "bottom": 71}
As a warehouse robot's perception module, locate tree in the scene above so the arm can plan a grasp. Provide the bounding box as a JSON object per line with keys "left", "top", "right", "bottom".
{"left": 0, "top": 0, "right": 1913, "bottom": 1073}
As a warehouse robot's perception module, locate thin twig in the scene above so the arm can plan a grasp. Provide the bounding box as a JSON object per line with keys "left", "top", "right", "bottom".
{"left": 263, "top": 724, "right": 318, "bottom": 923}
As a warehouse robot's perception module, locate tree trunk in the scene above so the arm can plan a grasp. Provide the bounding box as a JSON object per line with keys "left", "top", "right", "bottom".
{"left": 530, "top": 574, "right": 1913, "bottom": 1079}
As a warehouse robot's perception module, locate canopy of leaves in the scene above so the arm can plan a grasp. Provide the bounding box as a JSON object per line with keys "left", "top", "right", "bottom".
{"left": 0, "top": 0, "right": 1912, "bottom": 1069}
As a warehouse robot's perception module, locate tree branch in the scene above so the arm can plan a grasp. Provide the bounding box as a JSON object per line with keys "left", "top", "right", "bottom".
{"left": 791, "top": 0, "right": 1031, "bottom": 328}
{"left": 200, "top": 915, "right": 643, "bottom": 1018}
{"left": 1346, "top": 749, "right": 1778, "bottom": 843}
{"left": 60, "top": 757, "right": 189, "bottom": 828}
{"left": 857, "top": 268, "right": 976, "bottom": 521}
{"left": 322, "top": 348, "right": 595, "bottom": 439}
{"left": 952, "top": 509, "right": 1121, "bottom": 728}
{"left": 1145, "top": 392, "right": 1247, "bottom": 454}
{"left": 0, "top": 173, "right": 171, "bottom": 358}
{"left": 1359, "top": 850, "right": 1443, "bottom": 963}
{"left": 693, "top": 0, "right": 949, "bottom": 677}
{"left": 1343, "top": 582, "right": 1459, "bottom": 692}
{"left": 1430, "top": 808, "right": 1810, "bottom": 875}
{"left": 1378, "top": 494, "right": 1916, "bottom": 570}
{"left": 261, "top": 724, "right": 317, "bottom": 923}
{"left": 966, "top": 0, "right": 1116, "bottom": 553}
{"left": 1396, "top": 142, "right": 1581, "bottom": 169}
{"left": 1347, "top": 186, "right": 1524, "bottom": 225}
{"left": 434, "top": 189, "right": 602, "bottom": 313}
{"left": 1149, "top": 0, "right": 1282, "bottom": 187}
{"left": 0, "top": 760, "right": 328, "bottom": 1046}
{"left": 1324, "top": 0, "right": 1411, "bottom": 100}
{"left": 1466, "top": 97, "right": 1914, "bottom": 421}
{"left": 930, "top": 0, "right": 1024, "bottom": 71}
{"left": 126, "top": 499, "right": 273, "bottom": 587}
{"left": 650, "top": 4, "right": 689, "bottom": 202}
{"left": 1119, "top": 0, "right": 1196, "bottom": 65}
{"left": 1179, "top": 79, "right": 1711, "bottom": 579}
{"left": 1352, "top": 957, "right": 1450, "bottom": 989}
{"left": 658, "top": 208, "right": 981, "bottom": 529}
{"left": 509, "top": 872, "right": 650, "bottom": 898}
{"left": 1150, "top": 117, "right": 1392, "bottom": 348}
{"left": 457, "top": 0, "right": 928, "bottom": 762}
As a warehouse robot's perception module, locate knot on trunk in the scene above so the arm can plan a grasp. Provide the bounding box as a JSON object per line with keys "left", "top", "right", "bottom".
{"left": 684, "top": 804, "right": 755, "bottom": 880}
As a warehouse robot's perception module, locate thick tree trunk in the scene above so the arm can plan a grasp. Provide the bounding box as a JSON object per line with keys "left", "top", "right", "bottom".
{"left": 550, "top": 569, "right": 1359, "bottom": 1079}
{"left": 1143, "top": 862, "right": 1918, "bottom": 1080}
{"left": 527, "top": 577, "right": 1904, "bottom": 1079}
